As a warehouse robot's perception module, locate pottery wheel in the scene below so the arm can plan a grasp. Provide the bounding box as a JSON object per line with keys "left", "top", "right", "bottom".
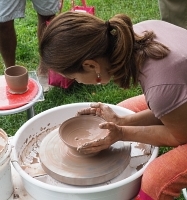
{"left": 39, "top": 128, "right": 131, "bottom": 186}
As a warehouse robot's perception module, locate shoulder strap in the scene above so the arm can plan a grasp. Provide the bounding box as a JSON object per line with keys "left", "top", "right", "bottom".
{"left": 71, "top": 0, "right": 87, "bottom": 7}
{"left": 59, "top": 0, "right": 64, "bottom": 13}
{"left": 81, "top": 0, "right": 86, "bottom": 7}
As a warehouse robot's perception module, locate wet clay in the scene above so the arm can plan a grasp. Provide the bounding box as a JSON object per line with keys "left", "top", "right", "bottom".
{"left": 0, "top": 129, "right": 8, "bottom": 155}
{"left": 17, "top": 123, "right": 154, "bottom": 189}
{"left": 39, "top": 128, "right": 131, "bottom": 186}
{"left": 59, "top": 115, "right": 107, "bottom": 151}
{"left": 0, "top": 145, "right": 4, "bottom": 152}
{"left": 0, "top": 133, "right": 6, "bottom": 151}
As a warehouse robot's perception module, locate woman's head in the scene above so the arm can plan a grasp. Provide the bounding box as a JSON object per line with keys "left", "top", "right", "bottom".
{"left": 39, "top": 11, "right": 135, "bottom": 86}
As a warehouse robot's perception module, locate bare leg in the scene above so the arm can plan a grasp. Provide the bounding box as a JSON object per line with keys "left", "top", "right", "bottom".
{"left": 0, "top": 20, "right": 16, "bottom": 68}
{"left": 37, "top": 13, "right": 55, "bottom": 43}
{"left": 158, "top": 0, "right": 187, "bottom": 29}
{"left": 37, "top": 13, "right": 55, "bottom": 92}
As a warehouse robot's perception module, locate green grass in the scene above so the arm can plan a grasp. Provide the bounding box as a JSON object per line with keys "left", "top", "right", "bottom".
{"left": 0, "top": 0, "right": 159, "bottom": 135}
{"left": 0, "top": 1, "right": 185, "bottom": 199}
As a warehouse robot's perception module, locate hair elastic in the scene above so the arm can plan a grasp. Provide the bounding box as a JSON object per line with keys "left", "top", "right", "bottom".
{"left": 105, "top": 20, "right": 116, "bottom": 35}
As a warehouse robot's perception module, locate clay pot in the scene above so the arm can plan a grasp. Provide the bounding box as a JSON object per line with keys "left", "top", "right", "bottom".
{"left": 4, "top": 65, "right": 28, "bottom": 94}
{"left": 59, "top": 115, "right": 107, "bottom": 154}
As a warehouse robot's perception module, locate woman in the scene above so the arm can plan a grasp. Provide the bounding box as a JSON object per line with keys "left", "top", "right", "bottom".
{"left": 39, "top": 11, "right": 187, "bottom": 200}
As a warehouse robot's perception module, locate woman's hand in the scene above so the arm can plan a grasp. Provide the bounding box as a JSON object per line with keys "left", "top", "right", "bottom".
{"left": 77, "top": 102, "right": 121, "bottom": 124}
{"left": 77, "top": 122, "right": 123, "bottom": 154}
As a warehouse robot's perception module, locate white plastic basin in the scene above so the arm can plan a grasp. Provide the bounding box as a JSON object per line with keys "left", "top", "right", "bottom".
{"left": 183, "top": 188, "right": 187, "bottom": 200}
{"left": 11, "top": 103, "right": 159, "bottom": 200}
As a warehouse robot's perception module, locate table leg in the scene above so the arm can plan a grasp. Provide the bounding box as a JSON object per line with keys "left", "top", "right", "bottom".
{"left": 27, "top": 106, "right": 35, "bottom": 119}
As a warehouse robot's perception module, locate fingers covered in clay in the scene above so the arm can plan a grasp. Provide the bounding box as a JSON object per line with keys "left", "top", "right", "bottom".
{"left": 77, "top": 102, "right": 120, "bottom": 124}
{"left": 77, "top": 122, "right": 123, "bottom": 154}
{"left": 76, "top": 107, "right": 97, "bottom": 116}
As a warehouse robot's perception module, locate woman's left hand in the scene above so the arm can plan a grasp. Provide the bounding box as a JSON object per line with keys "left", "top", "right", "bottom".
{"left": 77, "top": 122, "right": 123, "bottom": 154}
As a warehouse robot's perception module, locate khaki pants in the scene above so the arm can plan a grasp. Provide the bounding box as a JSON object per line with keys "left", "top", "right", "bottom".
{"left": 158, "top": 0, "right": 187, "bottom": 29}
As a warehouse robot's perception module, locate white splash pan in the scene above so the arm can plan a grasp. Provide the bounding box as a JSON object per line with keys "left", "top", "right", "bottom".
{"left": 183, "top": 188, "right": 187, "bottom": 200}
{"left": 11, "top": 103, "right": 159, "bottom": 200}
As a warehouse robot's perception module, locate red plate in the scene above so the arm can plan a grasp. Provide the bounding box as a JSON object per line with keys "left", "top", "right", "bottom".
{"left": 0, "top": 76, "right": 39, "bottom": 110}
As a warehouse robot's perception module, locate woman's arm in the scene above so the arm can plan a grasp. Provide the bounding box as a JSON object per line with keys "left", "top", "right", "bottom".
{"left": 118, "top": 109, "right": 163, "bottom": 126}
{"left": 77, "top": 102, "right": 162, "bottom": 126}
{"left": 110, "top": 102, "right": 187, "bottom": 147}
{"left": 78, "top": 102, "right": 187, "bottom": 154}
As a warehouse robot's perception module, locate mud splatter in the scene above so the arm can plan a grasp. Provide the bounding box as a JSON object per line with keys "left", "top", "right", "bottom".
{"left": 13, "top": 193, "right": 19, "bottom": 199}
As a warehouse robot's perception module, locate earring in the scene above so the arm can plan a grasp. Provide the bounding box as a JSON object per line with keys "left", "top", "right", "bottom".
{"left": 96, "top": 73, "right": 101, "bottom": 85}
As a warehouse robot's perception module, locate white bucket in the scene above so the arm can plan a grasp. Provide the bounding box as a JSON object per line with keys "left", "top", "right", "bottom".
{"left": 0, "top": 129, "right": 14, "bottom": 200}
{"left": 183, "top": 188, "right": 187, "bottom": 200}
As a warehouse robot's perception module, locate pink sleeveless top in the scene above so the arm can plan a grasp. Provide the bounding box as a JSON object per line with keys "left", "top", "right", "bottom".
{"left": 134, "top": 20, "right": 187, "bottom": 118}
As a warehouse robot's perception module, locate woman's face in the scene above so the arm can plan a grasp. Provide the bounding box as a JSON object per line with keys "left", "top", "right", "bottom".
{"left": 67, "top": 71, "right": 111, "bottom": 85}
{"left": 64, "top": 57, "right": 111, "bottom": 85}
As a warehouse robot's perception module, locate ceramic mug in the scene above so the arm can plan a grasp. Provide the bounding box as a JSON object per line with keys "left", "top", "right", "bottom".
{"left": 4, "top": 65, "right": 29, "bottom": 94}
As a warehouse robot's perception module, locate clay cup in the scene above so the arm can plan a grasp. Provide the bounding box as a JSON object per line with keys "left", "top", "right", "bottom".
{"left": 4, "top": 65, "right": 29, "bottom": 94}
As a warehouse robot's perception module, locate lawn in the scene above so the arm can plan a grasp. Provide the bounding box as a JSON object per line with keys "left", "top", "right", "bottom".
{"left": 0, "top": 0, "right": 185, "bottom": 199}
{"left": 0, "top": 0, "right": 160, "bottom": 136}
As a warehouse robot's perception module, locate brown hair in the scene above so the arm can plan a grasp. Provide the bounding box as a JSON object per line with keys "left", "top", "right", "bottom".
{"left": 39, "top": 11, "right": 170, "bottom": 89}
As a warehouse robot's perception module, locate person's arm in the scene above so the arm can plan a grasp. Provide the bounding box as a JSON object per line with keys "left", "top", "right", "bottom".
{"left": 78, "top": 102, "right": 187, "bottom": 154}
{"left": 117, "top": 109, "right": 163, "bottom": 126}
{"left": 121, "top": 102, "right": 187, "bottom": 146}
{"left": 77, "top": 102, "right": 162, "bottom": 126}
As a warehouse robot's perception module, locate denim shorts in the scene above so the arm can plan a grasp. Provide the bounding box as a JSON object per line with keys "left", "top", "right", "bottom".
{"left": 0, "top": 0, "right": 59, "bottom": 22}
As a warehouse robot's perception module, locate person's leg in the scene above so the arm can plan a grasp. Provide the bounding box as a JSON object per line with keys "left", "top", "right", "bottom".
{"left": 0, "top": 20, "right": 16, "bottom": 68}
{"left": 117, "top": 96, "right": 187, "bottom": 199}
{"left": 135, "top": 144, "right": 187, "bottom": 200}
{"left": 32, "top": 0, "right": 59, "bottom": 92}
{"left": 32, "top": 0, "right": 59, "bottom": 43}
{"left": 36, "top": 14, "right": 57, "bottom": 92}
{"left": 37, "top": 14, "right": 55, "bottom": 43}
{"left": 117, "top": 94, "right": 148, "bottom": 112}
{"left": 158, "top": 0, "right": 187, "bottom": 29}
{"left": 0, "top": 0, "right": 25, "bottom": 68}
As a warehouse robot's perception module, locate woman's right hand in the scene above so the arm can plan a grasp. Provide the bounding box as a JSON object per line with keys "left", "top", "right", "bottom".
{"left": 77, "top": 102, "right": 121, "bottom": 124}
{"left": 77, "top": 121, "right": 123, "bottom": 154}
